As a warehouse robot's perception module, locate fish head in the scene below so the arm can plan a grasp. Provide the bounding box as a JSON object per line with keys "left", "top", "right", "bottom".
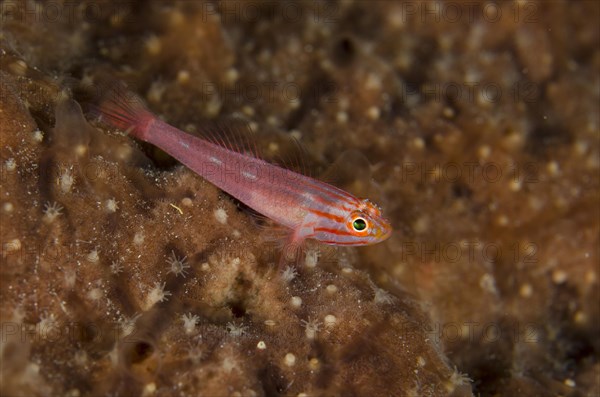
{"left": 313, "top": 198, "right": 392, "bottom": 246}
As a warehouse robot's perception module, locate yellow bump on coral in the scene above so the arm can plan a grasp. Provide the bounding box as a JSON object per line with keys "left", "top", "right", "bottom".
{"left": 546, "top": 161, "right": 560, "bottom": 176}
{"left": 105, "top": 198, "right": 118, "bottom": 213}
{"left": 205, "top": 95, "right": 222, "bottom": 118}
{"left": 478, "top": 145, "right": 491, "bottom": 159}
{"left": 64, "top": 269, "right": 76, "bottom": 288}
{"left": 142, "top": 382, "right": 156, "bottom": 396}
{"left": 585, "top": 270, "right": 597, "bottom": 284}
{"left": 519, "top": 283, "right": 533, "bottom": 298}
{"left": 495, "top": 215, "right": 509, "bottom": 226}
{"left": 366, "top": 106, "right": 380, "bottom": 120}
{"left": 324, "top": 314, "right": 336, "bottom": 328}
{"left": 290, "top": 129, "right": 302, "bottom": 140}
{"left": 176, "top": 70, "right": 190, "bottom": 85}
{"left": 5, "top": 158, "right": 16, "bottom": 171}
{"left": 181, "top": 197, "right": 193, "bottom": 207}
{"left": 242, "top": 105, "right": 255, "bottom": 117}
{"left": 326, "top": 284, "right": 338, "bottom": 294}
{"left": 257, "top": 341, "right": 267, "bottom": 350}
{"left": 32, "top": 129, "right": 44, "bottom": 143}
{"left": 508, "top": 178, "right": 521, "bottom": 192}
{"left": 59, "top": 168, "right": 74, "bottom": 193}
{"left": 74, "top": 144, "right": 87, "bottom": 157}
{"left": 214, "top": 207, "right": 228, "bottom": 224}
{"left": 365, "top": 73, "right": 382, "bottom": 90}
{"left": 552, "top": 269, "right": 567, "bottom": 284}
{"left": 479, "top": 273, "right": 497, "bottom": 294}
{"left": 168, "top": 8, "right": 184, "bottom": 25}
{"left": 442, "top": 107, "right": 455, "bottom": 118}
{"left": 2, "top": 202, "right": 14, "bottom": 213}
{"left": 304, "top": 248, "right": 319, "bottom": 268}
{"left": 225, "top": 68, "right": 239, "bottom": 84}
{"left": 266, "top": 115, "right": 279, "bottom": 126}
{"left": 336, "top": 111, "right": 348, "bottom": 124}
{"left": 284, "top": 353, "right": 296, "bottom": 366}
{"left": 133, "top": 231, "right": 145, "bottom": 246}
{"left": 87, "top": 288, "right": 102, "bottom": 302}
{"left": 574, "top": 311, "right": 587, "bottom": 325}
{"left": 147, "top": 80, "right": 167, "bottom": 103}
{"left": 268, "top": 142, "right": 279, "bottom": 154}
{"left": 412, "top": 215, "right": 429, "bottom": 234}
{"left": 145, "top": 35, "right": 161, "bottom": 55}
{"left": 86, "top": 248, "right": 99, "bottom": 263}
{"left": 289, "top": 97, "right": 301, "bottom": 110}
{"left": 411, "top": 137, "right": 425, "bottom": 151}
{"left": 290, "top": 296, "right": 302, "bottom": 308}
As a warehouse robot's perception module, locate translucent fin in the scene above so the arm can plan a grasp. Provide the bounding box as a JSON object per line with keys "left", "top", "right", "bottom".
{"left": 53, "top": 97, "right": 94, "bottom": 148}
{"left": 319, "top": 149, "right": 371, "bottom": 188}
{"left": 254, "top": 218, "right": 307, "bottom": 268}
{"left": 86, "top": 80, "right": 153, "bottom": 139}
{"left": 320, "top": 149, "right": 388, "bottom": 206}
{"left": 195, "top": 118, "right": 263, "bottom": 159}
{"left": 262, "top": 129, "right": 315, "bottom": 177}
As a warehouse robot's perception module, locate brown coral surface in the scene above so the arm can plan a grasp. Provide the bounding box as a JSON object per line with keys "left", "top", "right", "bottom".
{"left": 1, "top": 1, "right": 598, "bottom": 396}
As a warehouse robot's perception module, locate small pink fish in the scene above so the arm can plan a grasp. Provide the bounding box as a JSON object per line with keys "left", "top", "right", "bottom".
{"left": 93, "top": 87, "right": 391, "bottom": 254}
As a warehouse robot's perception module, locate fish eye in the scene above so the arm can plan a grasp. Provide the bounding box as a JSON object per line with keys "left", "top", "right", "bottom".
{"left": 352, "top": 217, "right": 368, "bottom": 232}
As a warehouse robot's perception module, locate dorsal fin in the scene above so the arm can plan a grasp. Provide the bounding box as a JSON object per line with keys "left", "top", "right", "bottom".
{"left": 320, "top": 149, "right": 371, "bottom": 187}
{"left": 195, "top": 117, "right": 263, "bottom": 159}
{"left": 258, "top": 129, "right": 316, "bottom": 177}
{"left": 198, "top": 120, "right": 318, "bottom": 177}
{"left": 319, "top": 149, "right": 387, "bottom": 206}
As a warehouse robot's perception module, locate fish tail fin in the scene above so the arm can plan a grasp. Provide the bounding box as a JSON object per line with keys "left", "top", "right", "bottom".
{"left": 88, "top": 81, "right": 154, "bottom": 140}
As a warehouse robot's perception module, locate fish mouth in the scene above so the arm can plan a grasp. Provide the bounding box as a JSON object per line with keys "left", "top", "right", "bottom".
{"left": 376, "top": 221, "right": 393, "bottom": 242}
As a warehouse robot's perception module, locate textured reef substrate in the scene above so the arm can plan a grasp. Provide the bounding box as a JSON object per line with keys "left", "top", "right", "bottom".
{"left": 1, "top": 1, "right": 598, "bottom": 396}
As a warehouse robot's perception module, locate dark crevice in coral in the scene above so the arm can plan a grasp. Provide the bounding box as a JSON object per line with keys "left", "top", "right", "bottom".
{"left": 332, "top": 36, "right": 356, "bottom": 67}
{"left": 526, "top": 116, "right": 572, "bottom": 158}
{"left": 128, "top": 341, "right": 154, "bottom": 364}
{"left": 402, "top": 36, "right": 438, "bottom": 97}
{"left": 452, "top": 182, "right": 473, "bottom": 199}
{"left": 339, "top": 3, "right": 383, "bottom": 41}
{"left": 258, "top": 363, "right": 287, "bottom": 396}
{"left": 227, "top": 299, "right": 247, "bottom": 318}
{"left": 549, "top": 283, "right": 597, "bottom": 371}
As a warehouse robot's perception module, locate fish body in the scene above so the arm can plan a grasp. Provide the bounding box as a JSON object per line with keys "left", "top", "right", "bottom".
{"left": 94, "top": 89, "right": 392, "bottom": 247}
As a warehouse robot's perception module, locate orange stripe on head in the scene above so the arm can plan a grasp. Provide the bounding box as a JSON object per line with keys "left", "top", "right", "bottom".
{"left": 302, "top": 178, "right": 357, "bottom": 207}
{"left": 307, "top": 208, "right": 345, "bottom": 223}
